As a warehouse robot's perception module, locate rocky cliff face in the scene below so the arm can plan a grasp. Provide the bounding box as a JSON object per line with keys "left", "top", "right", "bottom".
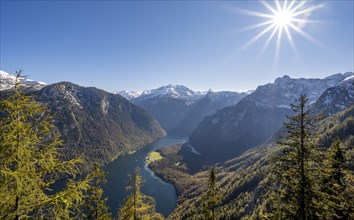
{"left": 243, "top": 73, "right": 352, "bottom": 108}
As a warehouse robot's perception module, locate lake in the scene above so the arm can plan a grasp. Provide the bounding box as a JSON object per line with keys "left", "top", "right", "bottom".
{"left": 103, "top": 135, "right": 187, "bottom": 218}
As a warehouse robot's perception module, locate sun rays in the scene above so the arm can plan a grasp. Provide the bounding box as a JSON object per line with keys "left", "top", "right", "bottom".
{"left": 240, "top": 0, "right": 324, "bottom": 63}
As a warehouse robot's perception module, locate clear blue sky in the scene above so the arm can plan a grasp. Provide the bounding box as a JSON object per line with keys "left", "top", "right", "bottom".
{"left": 1, "top": 1, "right": 353, "bottom": 92}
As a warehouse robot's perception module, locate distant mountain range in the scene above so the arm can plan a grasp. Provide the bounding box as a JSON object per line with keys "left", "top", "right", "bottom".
{"left": 119, "top": 84, "right": 250, "bottom": 135}
{"left": 117, "top": 84, "right": 206, "bottom": 101}
{"left": 190, "top": 72, "right": 354, "bottom": 164}
{"left": 118, "top": 84, "right": 206, "bottom": 101}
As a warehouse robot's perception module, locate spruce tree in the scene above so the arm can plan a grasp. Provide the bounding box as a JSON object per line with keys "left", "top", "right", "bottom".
{"left": 85, "top": 164, "right": 112, "bottom": 220}
{"left": 323, "top": 137, "right": 351, "bottom": 219}
{"left": 201, "top": 167, "right": 222, "bottom": 220}
{"left": 270, "top": 94, "right": 331, "bottom": 220}
{"left": 0, "top": 71, "right": 91, "bottom": 219}
{"left": 343, "top": 170, "right": 354, "bottom": 218}
{"left": 117, "top": 167, "right": 164, "bottom": 220}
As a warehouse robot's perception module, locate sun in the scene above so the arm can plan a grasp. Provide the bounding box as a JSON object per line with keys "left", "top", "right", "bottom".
{"left": 240, "top": 0, "right": 324, "bottom": 61}
{"left": 272, "top": 8, "right": 294, "bottom": 28}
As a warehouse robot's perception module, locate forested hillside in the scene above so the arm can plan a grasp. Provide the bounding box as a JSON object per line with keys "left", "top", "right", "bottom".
{"left": 149, "top": 104, "right": 354, "bottom": 219}
{"left": 189, "top": 74, "right": 352, "bottom": 166}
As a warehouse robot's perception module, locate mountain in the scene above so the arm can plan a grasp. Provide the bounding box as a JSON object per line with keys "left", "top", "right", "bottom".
{"left": 37, "top": 82, "right": 166, "bottom": 170}
{"left": 189, "top": 72, "right": 353, "bottom": 164}
{"left": 116, "top": 90, "right": 143, "bottom": 99}
{"left": 174, "top": 90, "right": 249, "bottom": 135}
{"left": 311, "top": 74, "right": 354, "bottom": 116}
{"left": 132, "top": 92, "right": 195, "bottom": 134}
{"left": 0, "top": 70, "right": 46, "bottom": 91}
{"left": 0, "top": 77, "right": 166, "bottom": 172}
{"left": 244, "top": 73, "right": 353, "bottom": 108}
{"left": 127, "top": 85, "right": 248, "bottom": 135}
{"left": 119, "top": 84, "right": 205, "bottom": 101}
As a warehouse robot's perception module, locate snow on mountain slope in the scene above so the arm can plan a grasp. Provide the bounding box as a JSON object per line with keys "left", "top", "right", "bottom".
{"left": 0, "top": 70, "right": 46, "bottom": 91}
{"left": 245, "top": 73, "right": 353, "bottom": 109}
{"left": 119, "top": 84, "right": 206, "bottom": 101}
{"left": 312, "top": 74, "right": 354, "bottom": 115}
{"left": 116, "top": 90, "right": 143, "bottom": 99}
{"left": 139, "top": 84, "right": 205, "bottom": 100}
{"left": 339, "top": 74, "right": 354, "bottom": 87}
{"left": 118, "top": 85, "right": 254, "bottom": 101}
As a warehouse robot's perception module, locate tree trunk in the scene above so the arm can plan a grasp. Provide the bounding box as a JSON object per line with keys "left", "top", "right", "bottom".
{"left": 15, "top": 195, "right": 20, "bottom": 220}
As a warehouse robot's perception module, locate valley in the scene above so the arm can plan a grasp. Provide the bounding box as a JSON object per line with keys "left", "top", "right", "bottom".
{"left": 1, "top": 1, "right": 353, "bottom": 219}
{"left": 103, "top": 135, "right": 187, "bottom": 217}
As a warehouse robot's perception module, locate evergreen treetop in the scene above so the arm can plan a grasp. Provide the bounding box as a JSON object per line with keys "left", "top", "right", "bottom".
{"left": 201, "top": 167, "right": 222, "bottom": 220}
{"left": 118, "top": 167, "right": 164, "bottom": 220}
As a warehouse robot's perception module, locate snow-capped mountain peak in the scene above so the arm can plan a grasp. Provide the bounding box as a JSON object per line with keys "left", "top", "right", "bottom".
{"left": 0, "top": 70, "right": 47, "bottom": 91}
{"left": 148, "top": 84, "right": 200, "bottom": 99}
{"left": 118, "top": 84, "right": 205, "bottom": 101}
{"left": 311, "top": 73, "right": 354, "bottom": 115}
{"left": 0, "top": 70, "right": 16, "bottom": 81}
{"left": 339, "top": 75, "right": 354, "bottom": 87}
{"left": 245, "top": 72, "right": 354, "bottom": 109}
{"left": 116, "top": 90, "right": 143, "bottom": 99}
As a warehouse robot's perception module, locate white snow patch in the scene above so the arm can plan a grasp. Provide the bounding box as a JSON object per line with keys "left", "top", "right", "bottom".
{"left": 117, "top": 90, "right": 143, "bottom": 99}
{"left": 276, "top": 104, "right": 291, "bottom": 109}
{"left": 64, "top": 91, "right": 82, "bottom": 109}
{"left": 0, "top": 70, "right": 47, "bottom": 91}
{"left": 101, "top": 97, "right": 109, "bottom": 114}
{"left": 132, "top": 84, "right": 203, "bottom": 101}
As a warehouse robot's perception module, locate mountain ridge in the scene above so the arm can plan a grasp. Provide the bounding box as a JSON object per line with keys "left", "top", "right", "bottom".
{"left": 35, "top": 81, "right": 166, "bottom": 170}
{"left": 189, "top": 72, "right": 353, "bottom": 165}
{"left": 0, "top": 70, "right": 47, "bottom": 91}
{"left": 118, "top": 84, "right": 205, "bottom": 101}
{"left": 0, "top": 76, "right": 166, "bottom": 172}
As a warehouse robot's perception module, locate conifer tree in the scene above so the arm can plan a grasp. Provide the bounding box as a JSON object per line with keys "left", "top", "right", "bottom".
{"left": 118, "top": 167, "right": 164, "bottom": 220}
{"left": 270, "top": 94, "right": 331, "bottom": 220}
{"left": 85, "top": 164, "right": 112, "bottom": 220}
{"left": 201, "top": 167, "right": 222, "bottom": 220}
{"left": 343, "top": 170, "right": 354, "bottom": 218}
{"left": 323, "top": 137, "right": 351, "bottom": 219}
{"left": 0, "top": 71, "right": 91, "bottom": 219}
